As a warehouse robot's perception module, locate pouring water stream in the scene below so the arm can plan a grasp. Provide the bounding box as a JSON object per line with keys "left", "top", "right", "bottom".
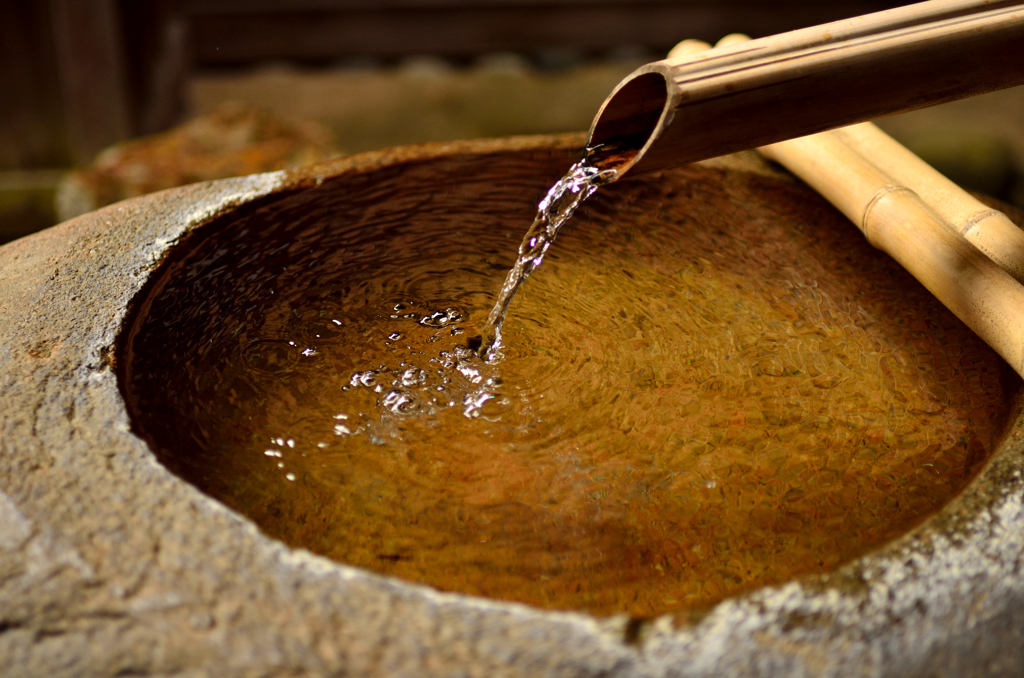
{"left": 475, "top": 148, "right": 621, "bottom": 359}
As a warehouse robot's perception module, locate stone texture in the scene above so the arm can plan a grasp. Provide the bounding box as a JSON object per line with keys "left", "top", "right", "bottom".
{"left": 1, "top": 134, "right": 1024, "bottom": 677}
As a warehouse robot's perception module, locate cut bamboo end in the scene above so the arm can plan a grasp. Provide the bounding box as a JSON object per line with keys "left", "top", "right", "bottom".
{"left": 591, "top": 0, "right": 1024, "bottom": 176}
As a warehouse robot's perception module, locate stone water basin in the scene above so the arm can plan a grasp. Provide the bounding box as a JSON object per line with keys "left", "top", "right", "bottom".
{"left": 2, "top": 134, "right": 1024, "bottom": 676}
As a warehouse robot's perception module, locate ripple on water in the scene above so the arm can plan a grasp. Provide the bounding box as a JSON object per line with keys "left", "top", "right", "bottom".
{"left": 241, "top": 338, "right": 302, "bottom": 376}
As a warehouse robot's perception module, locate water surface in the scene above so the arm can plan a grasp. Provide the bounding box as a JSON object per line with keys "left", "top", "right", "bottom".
{"left": 120, "top": 150, "right": 1014, "bottom": 617}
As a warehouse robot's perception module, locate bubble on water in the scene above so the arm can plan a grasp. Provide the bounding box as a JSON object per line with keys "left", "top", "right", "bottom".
{"left": 461, "top": 384, "right": 512, "bottom": 420}
{"left": 463, "top": 391, "right": 490, "bottom": 419}
{"left": 389, "top": 331, "right": 403, "bottom": 340}
{"left": 351, "top": 371, "right": 378, "bottom": 388}
{"left": 433, "top": 351, "right": 455, "bottom": 370}
{"left": 447, "top": 345, "right": 488, "bottom": 384}
{"left": 457, "top": 362, "right": 483, "bottom": 384}
{"left": 301, "top": 347, "right": 319, "bottom": 357}
{"left": 472, "top": 392, "right": 513, "bottom": 421}
{"left": 382, "top": 389, "right": 422, "bottom": 416}
{"left": 400, "top": 367, "right": 426, "bottom": 387}
{"left": 419, "top": 307, "right": 465, "bottom": 328}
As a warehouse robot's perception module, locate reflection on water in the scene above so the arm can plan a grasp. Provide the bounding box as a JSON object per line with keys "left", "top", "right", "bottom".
{"left": 120, "top": 151, "right": 1014, "bottom": 617}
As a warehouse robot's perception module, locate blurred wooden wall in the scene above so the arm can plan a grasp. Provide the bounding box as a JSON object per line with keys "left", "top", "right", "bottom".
{"left": 2, "top": 0, "right": 909, "bottom": 171}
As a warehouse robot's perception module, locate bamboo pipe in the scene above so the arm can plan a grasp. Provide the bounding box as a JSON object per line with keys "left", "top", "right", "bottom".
{"left": 586, "top": 0, "right": 1024, "bottom": 177}
{"left": 691, "top": 33, "right": 1024, "bottom": 287}
{"left": 674, "top": 35, "right": 1024, "bottom": 378}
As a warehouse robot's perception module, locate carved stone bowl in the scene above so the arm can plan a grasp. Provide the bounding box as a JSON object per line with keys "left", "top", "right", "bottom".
{"left": 2, "top": 134, "right": 1023, "bottom": 677}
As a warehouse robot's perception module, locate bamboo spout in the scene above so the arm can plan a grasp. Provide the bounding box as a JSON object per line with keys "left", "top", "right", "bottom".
{"left": 587, "top": 0, "right": 1024, "bottom": 177}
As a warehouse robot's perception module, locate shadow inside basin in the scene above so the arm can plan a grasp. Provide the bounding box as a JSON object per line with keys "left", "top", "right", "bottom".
{"left": 118, "top": 147, "right": 1018, "bottom": 617}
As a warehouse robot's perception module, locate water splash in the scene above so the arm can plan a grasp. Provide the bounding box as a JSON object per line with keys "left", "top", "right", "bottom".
{"left": 477, "top": 154, "right": 618, "bottom": 359}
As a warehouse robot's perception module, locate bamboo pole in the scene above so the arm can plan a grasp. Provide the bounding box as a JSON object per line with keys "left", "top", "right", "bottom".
{"left": 831, "top": 123, "right": 1024, "bottom": 284}
{"left": 760, "top": 129, "right": 1024, "bottom": 378}
{"left": 589, "top": 0, "right": 1024, "bottom": 177}
{"left": 670, "top": 34, "right": 1024, "bottom": 378}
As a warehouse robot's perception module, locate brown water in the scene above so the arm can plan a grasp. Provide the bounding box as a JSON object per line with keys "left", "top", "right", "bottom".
{"left": 120, "top": 150, "right": 1015, "bottom": 617}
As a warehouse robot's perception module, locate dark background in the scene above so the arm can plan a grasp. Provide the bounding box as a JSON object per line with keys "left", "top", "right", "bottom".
{"left": 2, "top": 0, "right": 910, "bottom": 170}
{"left": 8, "top": 0, "right": 1024, "bottom": 243}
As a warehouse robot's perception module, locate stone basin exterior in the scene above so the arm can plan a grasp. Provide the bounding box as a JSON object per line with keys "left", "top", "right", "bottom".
{"left": 2, "top": 134, "right": 1024, "bottom": 677}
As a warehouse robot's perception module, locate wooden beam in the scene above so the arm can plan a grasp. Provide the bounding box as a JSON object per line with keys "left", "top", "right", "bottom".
{"left": 49, "top": 0, "right": 133, "bottom": 164}
{"left": 0, "top": 2, "right": 69, "bottom": 169}
{"left": 186, "top": 2, "right": 905, "bottom": 66}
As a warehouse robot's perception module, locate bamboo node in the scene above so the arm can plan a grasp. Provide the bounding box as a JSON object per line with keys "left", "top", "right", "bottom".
{"left": 961, "top": 209, "right": 1008, "bottom": 236}
{"left": 862, "top": 185, "right": 917, "bottom": 245}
